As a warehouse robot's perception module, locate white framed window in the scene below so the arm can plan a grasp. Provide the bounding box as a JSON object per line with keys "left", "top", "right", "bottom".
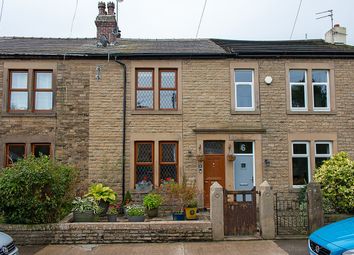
{"left": 315, "top": 141, "right": 332, "bottom": 169}
{"left": 292, "top": 142, "right": 310, "bottom": 187}
{"left": 289, "top": 70, "right": 307, "bottom": 111}
{"left": 235, "top": 69, "right": 254, "bottom": 111}
{"left": 312, "top": 70, "right": 330, "bottom": 111}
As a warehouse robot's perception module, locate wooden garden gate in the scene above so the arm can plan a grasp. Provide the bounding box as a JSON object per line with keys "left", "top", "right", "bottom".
{"left": 224, "top": 189, "right": 257, "bottom": 236}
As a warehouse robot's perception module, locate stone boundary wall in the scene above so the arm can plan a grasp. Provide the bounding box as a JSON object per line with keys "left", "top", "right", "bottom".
{"left": 0, "top": 221, "right": 212, "bottom": 245}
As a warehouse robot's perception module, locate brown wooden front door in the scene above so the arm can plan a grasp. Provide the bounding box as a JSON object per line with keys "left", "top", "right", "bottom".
{"left": 203, "top": 141, "right": 225, "bottom": 208}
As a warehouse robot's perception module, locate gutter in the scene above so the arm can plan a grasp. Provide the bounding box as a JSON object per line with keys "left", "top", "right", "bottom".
{"left": 114, "top": 59, "right": 127, "bottom": 201}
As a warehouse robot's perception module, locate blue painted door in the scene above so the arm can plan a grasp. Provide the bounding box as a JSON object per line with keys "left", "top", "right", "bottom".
{"left": 234, "top": 154, "right": 254, "bottom": 191}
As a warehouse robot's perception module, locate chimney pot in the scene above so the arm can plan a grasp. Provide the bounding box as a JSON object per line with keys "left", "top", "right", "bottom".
{"left": 107, "top": 2, "right": 115, "bottom": 15}
{"left": 98, "top": 2, "right": 106, "bottom": 15}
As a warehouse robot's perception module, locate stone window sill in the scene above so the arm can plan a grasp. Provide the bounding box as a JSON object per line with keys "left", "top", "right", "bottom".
{"left": 131, "top": 110, "right": 182, "bottom": 115}
{"left": 1, "top": 112, "right": 57, "bottom": 117}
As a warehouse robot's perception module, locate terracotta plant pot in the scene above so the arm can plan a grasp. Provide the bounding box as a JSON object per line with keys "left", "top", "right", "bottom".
{"left": 146, "top": 208, "right": 158, "bottom": 218}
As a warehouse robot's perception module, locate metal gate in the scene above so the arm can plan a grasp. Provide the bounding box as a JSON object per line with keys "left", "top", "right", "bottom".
{"left": 224, "top": 189, "right": 257, "bottom": 236}
{"left": 274, "top": 192, "right": 308, "bottom": 235}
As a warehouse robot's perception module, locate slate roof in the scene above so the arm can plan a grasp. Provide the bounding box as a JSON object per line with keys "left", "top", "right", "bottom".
{"left": 1, "top": 37, "right": 354, "bottom": 59}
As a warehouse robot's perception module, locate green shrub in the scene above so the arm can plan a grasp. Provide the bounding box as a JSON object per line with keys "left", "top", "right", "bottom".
{"left": 0, "top": 156, "right": 78, "bottom": 224}
{"left": 143, "top": 193, "right": 163, "bottom": 210}
{"left": 314, "top": 152, "right": 354, "bottom": 213}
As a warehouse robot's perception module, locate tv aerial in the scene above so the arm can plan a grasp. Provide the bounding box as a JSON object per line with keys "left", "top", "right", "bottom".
{"left": 316, "top": 10, "right": 334, "bottom": 29}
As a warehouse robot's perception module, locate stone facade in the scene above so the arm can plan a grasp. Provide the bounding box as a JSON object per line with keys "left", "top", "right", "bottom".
{"left": 1, "top": 57, "right": 354, "bottom": 206}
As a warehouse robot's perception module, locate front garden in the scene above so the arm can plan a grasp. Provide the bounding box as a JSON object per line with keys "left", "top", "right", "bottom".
{"left": 0, "top": 156, "right": 205, "bottom": 225}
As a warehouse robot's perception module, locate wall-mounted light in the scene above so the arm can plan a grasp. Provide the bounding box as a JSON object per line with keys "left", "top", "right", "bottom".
{"left": 264, "top": 159, "right": 271, "bottom": 167}
{"left": 264, "top": 76, "right": 273, "bottom": 85}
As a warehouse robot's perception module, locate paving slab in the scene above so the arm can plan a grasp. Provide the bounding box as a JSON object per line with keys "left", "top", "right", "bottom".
{"left": 34, "top": 241, "right": 291, "bottom": 255}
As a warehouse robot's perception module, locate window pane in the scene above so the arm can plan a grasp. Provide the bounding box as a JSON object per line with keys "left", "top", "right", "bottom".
{"left": 10, "top": 92, "right": 28, "bottom": 110}
{"left": 292, "top": 157, "right": 309, "bottom": 185}
{"left": 290, "top": 70, "right": 306, "bottom": 83}
{"left": 160, "top": 165, "right": 177, "bottom": 182}
{"left": 315, "top": 157, "right": 330, "bottom": 169}
{"left": 7, "top": 144, "right": 25, "bottom": 165}
{"left": 161, "top": 71, "right": 176, "bottom": 88}
{"left": 161, "top": 143, "right": 177, "bottom": 162}
{"left": 236, "top": 84, "right": 252, "bottom": 107}
{"left": 160, "top": 90, "right": 177, "bottom": 109}
{"left": 33, "top": 144, "right": 51, "bottom": 157}
{"left": 137, "top": 71, "right": 153, "bottom": 88}
{"left": 313, "top": 85, "right": 327, "bottom": 108}
{"left": 36, "top": 72, "right": 52, "bottom": 89}
{"left": 291, "top": 85, "right": 305, "bottom": 108}
{"left": 234, "top": 142, "right": 253, "bottom": 154}
{"left": 204, "top": 141, "right": 224, "bottom": 154}
{"left": 136, "top": 91, "right": 153, "bottom": 109}
{"left": 35, "top": 92, "right": 53, "bottom": 110}
{"left": 312, "top": 70, "right": 328, "bottom": 83}
{"left": 316, "top": 143, "right": 330, "bottom": 154}
{"left": 235, "top": 70, "right": 252, "bottom": 82}
{"left": 11, "top": 72, "right": 28, "bottom": 89}
{"left": 137, "top": 143, "right": 152, "bottom": 162}
{"left": 136, "top": 165, "right": 153, "bottom": 184}
{"left": 293, "top": 143, "right": 307, "bottom": 154}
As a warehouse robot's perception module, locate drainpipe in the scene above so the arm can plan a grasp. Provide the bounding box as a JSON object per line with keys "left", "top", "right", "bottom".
{"left": 115, "top": 59, "right": 127, "bottom": 201}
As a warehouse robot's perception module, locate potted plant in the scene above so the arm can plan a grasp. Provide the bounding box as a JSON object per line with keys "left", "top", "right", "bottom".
{"left": 85, "top": 183, "right": 116, "bottom": 216}
{"left": 122, "top": 190, "right": 132, "bottom": 216}
{"left": 227, "top": 154, "right": 236, "bottom": 161}
{"left": 106, "top": 204, "right": 119, "bottom": 222}
{"left": 72, "top": 197, "right": 99, "bottom": 222}
{"left": 185, "top": 199, "right": 198, "bottom": 220}
{"left": 126, "top": 205, "right": 145, "bottom": 222}
{"left": 143, "top": 193, "right": 163, "bottom": 218}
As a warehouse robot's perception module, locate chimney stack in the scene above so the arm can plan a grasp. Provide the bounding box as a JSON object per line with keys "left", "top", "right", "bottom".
{"left": 95, "top": 1, "right": 121, "bottom": 45}
{"left": 325, "top": 24, "right": 347, "bottom": 45}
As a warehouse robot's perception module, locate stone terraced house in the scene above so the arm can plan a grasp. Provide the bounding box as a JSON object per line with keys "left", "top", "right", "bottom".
{"left": 1, "top": 2, "right": 354, "bottom": 208}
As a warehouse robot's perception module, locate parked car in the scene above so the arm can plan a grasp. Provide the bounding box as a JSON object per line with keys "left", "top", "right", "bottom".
{"left": 308, "top": 217, "right": 354, "bottom": 255}
{"left": 0, "top": 232, "right": 19, "bottom": 255}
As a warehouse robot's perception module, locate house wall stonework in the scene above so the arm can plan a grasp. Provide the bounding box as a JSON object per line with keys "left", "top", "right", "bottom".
{"left": 1, "top": 57, "right": 354, "bottom": 206}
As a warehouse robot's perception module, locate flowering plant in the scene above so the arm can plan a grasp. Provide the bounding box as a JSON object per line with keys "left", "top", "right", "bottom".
{"left": 126, "top": 204, "right": 145, "bottom": 217}
{"left": 107, "top": 203, "right": 122, "bottom": 215}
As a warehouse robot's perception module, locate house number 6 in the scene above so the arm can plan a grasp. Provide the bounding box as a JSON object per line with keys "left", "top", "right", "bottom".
{"left": 240, "top": 144, "right": 246, "bottom": 152}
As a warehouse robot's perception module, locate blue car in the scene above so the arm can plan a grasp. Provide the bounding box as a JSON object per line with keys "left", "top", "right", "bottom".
{"left": 308, "top": 217, "right": 354, "bottom": 255}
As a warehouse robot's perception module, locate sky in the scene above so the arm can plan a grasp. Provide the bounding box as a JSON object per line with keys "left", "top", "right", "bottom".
{"left": 0, "top": 0, "right": 353, "bottom": 45}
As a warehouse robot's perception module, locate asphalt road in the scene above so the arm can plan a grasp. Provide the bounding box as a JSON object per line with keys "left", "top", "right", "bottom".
{"left": 18, "top": 240, "right": 308, "bottom": 255}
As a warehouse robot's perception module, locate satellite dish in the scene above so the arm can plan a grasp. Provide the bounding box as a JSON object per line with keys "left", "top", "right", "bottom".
{"left": 100, "top": 35, "right": 109, "bottom": 47}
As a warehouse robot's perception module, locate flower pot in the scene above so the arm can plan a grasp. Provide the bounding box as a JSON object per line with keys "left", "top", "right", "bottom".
{"left": 99, "top": 200, "right": 110, "bottom": 216}
{"left": 128, "top": 215, "right": 145, "bottom": 222}
{"left": 73, "top": 211, "right": 96, "bottom": 222}
{"left": 172, "top": 212, "right": 185, "bottom": 221}
{"left": 107, "top": 214, "right": 117, "bottom": 222}
{"left": 185, "top": 207, "right": 198, "bottom": 220}
{"left": 146, "top": 208, "right": 158, "bottom": 218}
{"left": 227, "top": 154, "right": 236, "bottom": 161}
{"left": 196, "top": 155, "right": 205, "bottom": 162}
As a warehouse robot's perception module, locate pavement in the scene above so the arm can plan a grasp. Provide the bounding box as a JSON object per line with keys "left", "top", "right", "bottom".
{"left": 18, "top": 240, "right": 308, "bottom": 255}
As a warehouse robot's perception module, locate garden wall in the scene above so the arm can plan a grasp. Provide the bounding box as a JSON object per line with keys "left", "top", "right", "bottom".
{"left": 0, "top": 221, "right": 212, "bottom": 245}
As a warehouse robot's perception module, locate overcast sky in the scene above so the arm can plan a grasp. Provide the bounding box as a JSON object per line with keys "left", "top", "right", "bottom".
{"left": 0, "top": 0, "right": 353, "bottom": 45}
